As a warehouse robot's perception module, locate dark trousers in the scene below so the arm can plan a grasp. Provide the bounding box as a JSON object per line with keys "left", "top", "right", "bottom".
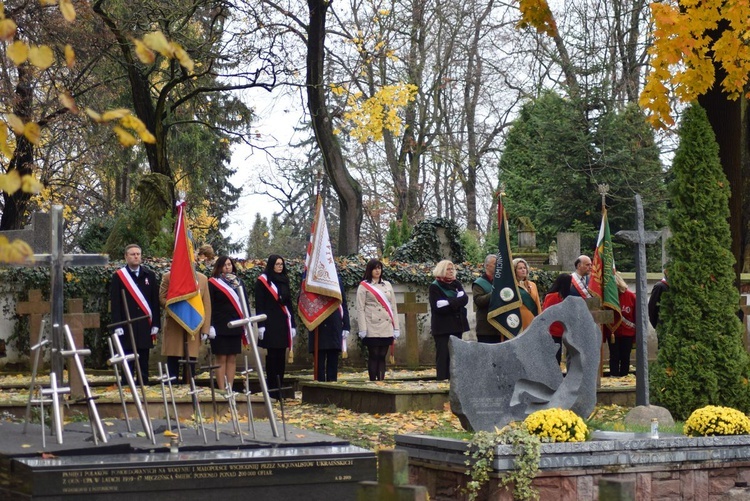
{"left": 608, "top": 336, "right": 634, "bottom": 376}
{"left": 434, "top": 333, "right": 462, "bottom": 381}
{"left": 476, "top": 335, "right": 501, "bottom": 344}
{"left": 265, "top": 348, "right": 287, "bottom": 399}
{"left": 315, "top": 349, "right": 339, "bottom": 382}
{"left": 552, "top": 337, "right": 563, "bottom": 366}
{"left": 166, "top": 356, "right": 197, "bottom": 384}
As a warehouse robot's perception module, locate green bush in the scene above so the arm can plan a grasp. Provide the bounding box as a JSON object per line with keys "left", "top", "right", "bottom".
{"left": 649, "top": 104, "right": 750, "bottom": 419}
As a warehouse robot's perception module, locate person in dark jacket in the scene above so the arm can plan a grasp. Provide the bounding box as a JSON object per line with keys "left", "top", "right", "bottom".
{"left": 308, "top": 280, "right": 350, "bottom": 382}
{"left": 429, "top": 260, "right": 469, "bottom": 380}
{"left": 541, "top": 273, "right": 572, "bottom": 366}
{"left": 472, "top": 254, "right": 503, "bottom": 343}
{"left": 255, "top": 254, "right": 296, "bottom": 399}
{"left": 208, "top": 256, "right": 247, "bottom": 390}
{"left": 648, "top": 270, "right": 669, "bottom": 329}
{"left": 110, "top": 244, "right": 161, "bottom": 384}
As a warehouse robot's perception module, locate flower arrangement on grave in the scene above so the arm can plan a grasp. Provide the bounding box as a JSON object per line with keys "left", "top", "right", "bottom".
{"left": 523, "top": 408, "right": 588, "bottom": 442}
{"left": 684, "top": 405, "right": 750, "bottom": 437}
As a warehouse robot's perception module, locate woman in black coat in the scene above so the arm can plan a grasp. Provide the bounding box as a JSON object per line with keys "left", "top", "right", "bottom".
{"left": 428, "top": 259, "right": 469, "bottom": 380}
{"left": 307, "top": 280, "right": 350, "bottom": 382}
{"left": 255, "top": 254, "right": 296, "bottom": 399}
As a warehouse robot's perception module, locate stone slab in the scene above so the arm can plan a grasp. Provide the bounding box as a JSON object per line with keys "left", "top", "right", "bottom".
{"left": 0, "top": 420, "right": 375, "bottom": 500}
{"left": 301, "top": 381, "right": 448, "bottom": 413}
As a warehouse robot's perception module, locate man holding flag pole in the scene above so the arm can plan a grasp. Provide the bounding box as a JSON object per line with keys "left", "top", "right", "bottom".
{"left": 589, "top": 185, "right": 622, "bottom": 375}
{"left": 161, "top": 201, "right": 211, "bottom": 384}
{"left": 298, "top": 194, "right": 348, "bottom": 381}
{"left": 486, "top": 191, "right": 524, "bottom": 340}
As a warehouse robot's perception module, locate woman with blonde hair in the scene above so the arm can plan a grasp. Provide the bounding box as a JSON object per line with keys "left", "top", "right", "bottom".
{"left": 609, "top": 273, "right": 636, "bottom": 377}
{"left": 428, "top": 260, "right": 469, "bottom": 380}
{"left": 512, "top": 257, "right": 542, "bottom": 330}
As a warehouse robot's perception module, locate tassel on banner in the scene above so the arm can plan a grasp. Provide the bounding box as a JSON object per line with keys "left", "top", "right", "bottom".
{"left": 342, "top": 337, "right": 348, "bottom": 359}
{"left": 288, "top": 349, "right": 294, "bottom": 364}
{"left": 388, "top": 343, "right": 395, "bottom": 365}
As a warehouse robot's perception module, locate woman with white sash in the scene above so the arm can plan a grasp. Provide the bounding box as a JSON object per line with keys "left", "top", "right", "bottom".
{"left": 356, "top": 259, "right": 400, "bottom": 381}
{"left": 208, "top": 256, "right": 247, "bottom": 391}
{"left": 255, "top": 254, "right": 296, "bottom": 399}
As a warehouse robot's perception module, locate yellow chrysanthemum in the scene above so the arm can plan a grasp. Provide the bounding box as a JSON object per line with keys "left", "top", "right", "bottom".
{"left": 522, "top": 408, "right": 587, "bottom": 442}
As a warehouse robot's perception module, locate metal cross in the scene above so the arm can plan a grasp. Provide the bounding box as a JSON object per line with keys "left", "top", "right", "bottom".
{"left": 615, "top": 194, "right": 661, "bottom": 407}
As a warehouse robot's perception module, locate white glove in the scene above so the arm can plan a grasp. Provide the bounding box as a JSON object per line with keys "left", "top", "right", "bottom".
{"left": 209, "top": 326, "right": 216, "bottom": 339}
{"left": 258, "top": 327, "right": 265, "bottom": 340}
{"left": 151, "top": 327, "right": 159, "bottom": 335}
{"left": 393, "top": 329, "right": 401, "bottom": 339}
{"left": 201, "top": 332, "right": 208, "bottom": 341}
{"left": 342, "top": 330, "right": 349, "bottom": 339}
{"left": 358, "top": 331, "right": 367, "bottom": 339}
{"left": 436, "top": 299, "right": 449, "bottom": 308}
{"left": 291, "top": 328, "right": 297, "bottom": 339}
{"left": 114, "top": 327, "right": 124, "bottom": 336}
{"left": 457, "top": 290, "right": 465, "bottom": 298}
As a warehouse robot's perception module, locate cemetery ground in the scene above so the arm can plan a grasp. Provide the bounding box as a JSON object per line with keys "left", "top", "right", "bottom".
{"left": 0, "top": 368, "right": 656, "bottom": 451}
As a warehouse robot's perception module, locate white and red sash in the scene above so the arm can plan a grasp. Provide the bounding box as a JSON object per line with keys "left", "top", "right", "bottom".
{"left": 571, "top": 273, "right": 592, "bottom": 298}
{"left": 208, "top": 277, "right": 248, "bottom": 340}
{"left": 258, "top": 274, "right": 293, "bottom": 347}
{"left": 359, "top": 280, "right": 395, "bottom": 327}
{"left": 116, "top": 267, "right": 152, "bottom": 325}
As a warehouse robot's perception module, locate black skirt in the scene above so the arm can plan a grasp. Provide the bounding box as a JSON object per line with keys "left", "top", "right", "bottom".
{"left": 210, "top": 335, "right": 242, "bottom": 355}
{"left": 363, "top": 337, "right": 394, "bottom": 348}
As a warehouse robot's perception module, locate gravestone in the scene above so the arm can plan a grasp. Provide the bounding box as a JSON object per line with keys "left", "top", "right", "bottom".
{"left": 16, "top": 290, "right": 50, "bottom": 348}
{"left": 0, "top": 211, "right": 51, "bottom": 253}
{"left": 449, "top": 296, "right": 600, "bottom": 431}
{"left": 556, "top": 232, "right": 581, "bottom": 272}
{"left": 396, "top": 291, "right": 428, "bottom": 369}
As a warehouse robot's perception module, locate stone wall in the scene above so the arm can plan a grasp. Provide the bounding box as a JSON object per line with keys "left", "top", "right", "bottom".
{"left": 397, "top": 433, "right": 750, "bottom": 500}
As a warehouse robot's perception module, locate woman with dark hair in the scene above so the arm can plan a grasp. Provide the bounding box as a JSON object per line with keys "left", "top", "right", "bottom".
{"left": 542, "top": 273, "right": 572, "bottom": 365}
{"left": 428, "top": 260, "right": 469, "bottom": 380}
{"left": 255, "top": 254, "right": 296, "bottom": 399}
{"left": 356, "top": 259, "right": 400, "bottom": 381}
{"left": 208, "top": 256, "right": 247, "bottom": 391}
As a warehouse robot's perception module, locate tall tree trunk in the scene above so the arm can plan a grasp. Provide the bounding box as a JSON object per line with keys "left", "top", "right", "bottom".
{"left": 698, "top": 56, "right": 746, "bottom": 286}
{"left": 0, "top": 66, "right": 34, "bottom": 230}
{"left": 307, "top": 0, "right": 362, "bottom": 255}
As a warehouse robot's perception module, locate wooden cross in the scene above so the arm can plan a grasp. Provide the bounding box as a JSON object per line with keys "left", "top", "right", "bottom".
{"left": 396, "top": 291, "right": 429, "bottom": 369}
{"left": 16, "top": 289, "right": 50, "bottom": 348}
{"left": 16, "top": 291, "right": 101, "bottom": 397}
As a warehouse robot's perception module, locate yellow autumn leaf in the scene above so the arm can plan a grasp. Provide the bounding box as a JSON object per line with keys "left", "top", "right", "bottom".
{"left": 4, "top": 238, "right": 34, "bottom": 263}
{"left": 28, "top": 45, "right": 54, "bottom": 70}
{"left": 6, "top": 114, "right": 24, "bottom": 135}
{"left": 171, "top": 43, "right": 194, "bottom": 73}
{"left": 101, "top": 108, "right": 131, "bottom": 122}
{"left": 0, "top": 170, "right": 21, "bottom": 193}
{"left": 84, "top": 107, "right": 102, "bottom": 122}
{"left": 143, "top": 31, "right": 172, "bottom": 57}
{"left": 64, "top": 44, "right": 75, "bottom": 68}
{"left": 21, "top": 174, "right": 43, "bottom": 194}
{"left": 59, "top": 91, "right": 78, "bottom": 113}
{"left": 112, "top": 126, "right": 137, "bottom": 147}
{"left": 133, "top": 39, "right": 155, "bottom": 64}
{"left": 59, "top": 0, "right": 75, "bottom": 22}
{"left": 7, "top": 41, "right": 29, "bottom": 65}
{"left": 39, "top": 0, "right": 58, "bottom": 5}
{"left": 23, "top": 122, "right": 41, "bottom": 145}
{"left": 20, "top": 444, "right": 31, "bottom": 448}
{"left": 0, "top": 123, "right": 10, "bottom": 158}
{"left": 0, "top": 18, "right": 17, "bottom": 42}
{"left": 137, "top": 128, "right": 156, "bottom": 144}
{"left": 163, "top": 430, "right": 178, "bottom": 437}
{"left": 119, "top": 114, "right": 146, "bottom": 132}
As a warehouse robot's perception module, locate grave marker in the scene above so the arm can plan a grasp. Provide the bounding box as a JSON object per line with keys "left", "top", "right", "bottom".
{"left": 396, "top": 291, "right": 428, "bottom": 369}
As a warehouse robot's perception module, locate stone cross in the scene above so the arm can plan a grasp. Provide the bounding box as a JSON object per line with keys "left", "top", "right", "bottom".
{"left": 16, "top": 290, "right": 101, "bottom": 397}
{"left": 396, "top": 291, "right": 428, "bottom": 369}
{"left": 13, "top": 206, "right": 108, "bottom": 383}
{"left": 615, "top": 194, "right": 661, "bottom": 407}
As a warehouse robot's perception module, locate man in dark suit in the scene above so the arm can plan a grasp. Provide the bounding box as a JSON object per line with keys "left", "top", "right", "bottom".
{"left": 110, "top": 244, "right": 161, "bottom": 384}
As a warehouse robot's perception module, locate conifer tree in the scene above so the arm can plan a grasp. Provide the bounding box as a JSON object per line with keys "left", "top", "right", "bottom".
{"left": 650, "top": 104, "right": 750, "bottom": 419}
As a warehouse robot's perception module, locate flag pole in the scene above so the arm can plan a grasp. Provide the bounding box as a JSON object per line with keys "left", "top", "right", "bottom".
{"left": 311, "top": 170, "right": 324, "bottom": 380}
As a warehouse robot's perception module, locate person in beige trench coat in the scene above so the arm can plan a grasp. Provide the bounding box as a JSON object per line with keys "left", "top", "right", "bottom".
{"left": 160, "top": 271, "right": 212, "bottom": 383}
